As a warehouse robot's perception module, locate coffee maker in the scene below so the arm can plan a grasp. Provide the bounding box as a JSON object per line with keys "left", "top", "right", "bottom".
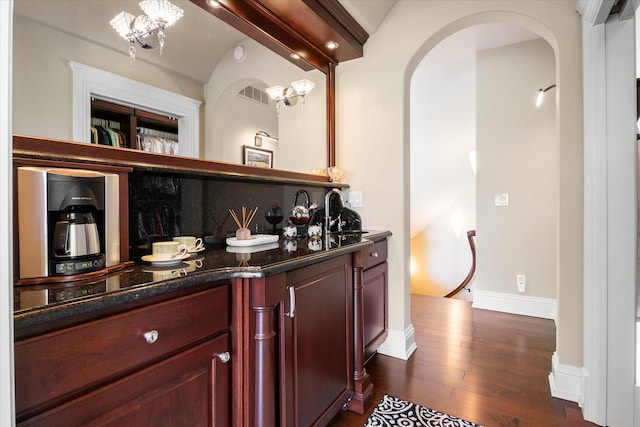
{"left": 17, "top": 167, "right": 120, "bottom": 279}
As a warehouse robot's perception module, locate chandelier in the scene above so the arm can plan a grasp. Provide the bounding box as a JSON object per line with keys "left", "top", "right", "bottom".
{"left": 266, "top": 79, "right": 315, "bottom": 114}
{"left": 110, "top": 0, "right": 184, "bottom": 63}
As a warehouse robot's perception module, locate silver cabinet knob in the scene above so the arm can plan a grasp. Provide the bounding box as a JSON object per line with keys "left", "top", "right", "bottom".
{"left": 370, "top": 251, "right": 379, "bottom": 258}
{"left": 216, "top": 352, "right": 231, "bottom": 363}
{"left": 143, "top": 330, "right": 159, "bottom": 344}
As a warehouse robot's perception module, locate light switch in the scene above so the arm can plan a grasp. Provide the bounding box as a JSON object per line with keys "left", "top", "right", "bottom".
{"left": 350, "top": 191, "right": 363, "bottom": 208}
{"left": 494, "top": 194, "right": 509, "bottom": 207}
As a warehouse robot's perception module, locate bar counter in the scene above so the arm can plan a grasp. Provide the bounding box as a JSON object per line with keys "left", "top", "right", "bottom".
{"left": 14, "top": 231, "right": 389, "bottom": 334}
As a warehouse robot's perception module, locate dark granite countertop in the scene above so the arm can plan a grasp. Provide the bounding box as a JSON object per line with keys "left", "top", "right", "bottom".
{"left": 14, "top": 230, "right": 391, "bottom": 333}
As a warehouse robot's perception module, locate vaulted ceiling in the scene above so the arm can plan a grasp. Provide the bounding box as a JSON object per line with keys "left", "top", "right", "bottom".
{"left": 14, "top": 0, "right": 394, "bottom": 82}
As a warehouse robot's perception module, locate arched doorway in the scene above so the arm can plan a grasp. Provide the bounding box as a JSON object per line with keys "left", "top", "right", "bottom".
{"left": 409, "top": 24, "right": 557, "bottom": 308}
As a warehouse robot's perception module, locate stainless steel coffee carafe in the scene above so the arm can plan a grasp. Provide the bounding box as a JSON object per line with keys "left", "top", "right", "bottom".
{"left": 53, "top": 211, "right": 101, "bottom": 258}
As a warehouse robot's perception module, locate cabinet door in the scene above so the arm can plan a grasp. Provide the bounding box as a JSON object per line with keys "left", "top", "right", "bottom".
{"left": 363, "top": 261, "right": 388, "bottom": 363}
{"left": 19, "top": 333, "right": 231, "bottom": 427}
{"left": 282, "top": 255, "right": 353, "bottom": 427}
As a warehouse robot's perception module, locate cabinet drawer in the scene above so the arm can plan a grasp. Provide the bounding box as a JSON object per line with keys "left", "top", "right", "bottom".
{"left": 18, "top": 333, "right": 230, "bottom": 427}
{"left": 15, "top": 285, "right": 229, "bottom": 418}
{"left": 362, "top": 240, "right": 387, "bottom": 270}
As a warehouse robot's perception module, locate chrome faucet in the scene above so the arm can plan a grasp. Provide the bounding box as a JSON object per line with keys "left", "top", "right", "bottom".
{"left": 324, "top": 188, "right": 344, "bottom": 233}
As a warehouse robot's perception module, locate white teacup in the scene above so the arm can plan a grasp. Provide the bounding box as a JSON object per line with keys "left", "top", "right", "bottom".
{"left": 283, "top": 239, "right": 297, "bottom": 252}
{"left": 307, "top": 239, "right": 322, "bottom": 251}
{"left": 307, "top": 225, "right": 322, "bottom": 238}
{"left": 283, "top": 226, "right": 297, "bottom": 239}
{"left": 173, "top": 236, "right": 203, "bottom": 252}
{"left": 152, "top": 241, "right": 188, "bottom": 260}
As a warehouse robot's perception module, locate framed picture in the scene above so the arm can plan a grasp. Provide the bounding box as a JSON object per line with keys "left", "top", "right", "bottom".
{"left": 243, "top": 145, "right": 273, "bottom": 168}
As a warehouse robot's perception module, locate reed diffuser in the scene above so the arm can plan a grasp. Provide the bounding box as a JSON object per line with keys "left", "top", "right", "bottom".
{"left": 229, "top": 206, "right": 258, "bottom": 240}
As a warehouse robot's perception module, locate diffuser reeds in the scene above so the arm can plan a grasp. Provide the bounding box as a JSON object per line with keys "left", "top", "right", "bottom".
{"left": 229, "top": 206, "right": 258, "bottom": 231}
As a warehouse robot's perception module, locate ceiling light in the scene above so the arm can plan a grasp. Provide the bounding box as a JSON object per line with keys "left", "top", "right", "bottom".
{"left": 536, "top": 84, "right": 556, "bottom": 107}
{"left": 290, "top": 53, "right": 301, "bottom": 60}
{"left": 206, "top": 0, "right": 221, "bottom": 7}
{"left": 110, "top": 0, "right": 184, "bottom": 63}
{"left": 325, "top": 41, "right": 339, "bottom": 50}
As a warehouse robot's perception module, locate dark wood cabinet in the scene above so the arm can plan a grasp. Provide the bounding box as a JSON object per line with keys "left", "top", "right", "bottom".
{"left": 17, "top": 334, "right": 230, "bottom": 426}
{"left": 14, "top": 237, "right": 389, "bottom": 426}
{"left": 91, "top": 98, "right": 178, "bottom": 150}
{"left": 247, "top": 254, "right": 354, "bottom": 427}
{"left": 15, "top": 284, "right": 231, "bottom": 426}
{"left": 361, "top": 239, "right": 388, "bottom": 363}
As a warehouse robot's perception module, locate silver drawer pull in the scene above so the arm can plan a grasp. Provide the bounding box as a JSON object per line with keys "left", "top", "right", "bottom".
{"left": 215, "top": 352, "right": 231, "bottom": 364}
{"left": 285, "top": 286, "right": 296, "bottom": 318}
{"left": 370, "top": 251, "right": 379, "bottom": 258}
{"left": 143, "top": 330, "right": 159, "bottom": 344}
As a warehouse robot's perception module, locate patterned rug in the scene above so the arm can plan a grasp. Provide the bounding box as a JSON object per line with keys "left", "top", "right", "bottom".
{"left": 363, "top": 394, "right": 484, "bottom": 427}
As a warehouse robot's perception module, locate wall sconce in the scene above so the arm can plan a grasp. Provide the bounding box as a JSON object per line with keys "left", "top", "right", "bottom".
{"left": 255, "top": 131, "right": 278, "bottom": 147}
{"left": 536, "top": 84, "right": 556, "bottom": 107}
{"left": 266, "top": 79, "right": 315, "bottom": 114}
{"left": 110, "top": 0, "right": 184, "bottom": 63}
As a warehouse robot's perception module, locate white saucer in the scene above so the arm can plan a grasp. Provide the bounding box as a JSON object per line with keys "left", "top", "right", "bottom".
{"left": 142, "top": 253, "right": 190, "bottom": 266}
{"left": 226, "top": 234, "right": 279, "bottom": 247}
{"left": 188, "top": 246, "right": 205, "bottom": 254}
{"left": 226, "top": 242, "right": 280, "bottom": 253}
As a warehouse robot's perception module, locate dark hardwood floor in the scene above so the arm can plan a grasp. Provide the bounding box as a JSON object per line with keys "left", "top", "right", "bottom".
{"left": 330, "top": 294, "right": 599, "bottom": 427}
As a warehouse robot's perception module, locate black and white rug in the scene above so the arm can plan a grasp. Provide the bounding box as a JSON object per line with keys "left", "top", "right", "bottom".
{"left": 363, "top": 394, "right": 484, "bottom": 427}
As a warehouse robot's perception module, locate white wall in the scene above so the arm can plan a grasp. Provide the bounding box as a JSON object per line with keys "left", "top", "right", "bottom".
{"left": 476, "top": 38, "right": 557, "bottom": 300}
{"left": 410, "top": 57, "right": 476, "bottom": 297}
{"left": 337, "top": 0, "right": 583, "bottom": 366}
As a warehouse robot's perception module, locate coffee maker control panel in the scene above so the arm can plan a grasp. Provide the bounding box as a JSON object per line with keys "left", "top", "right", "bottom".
{"left": 51, "top": 254, "right": 105, "bottom": 276}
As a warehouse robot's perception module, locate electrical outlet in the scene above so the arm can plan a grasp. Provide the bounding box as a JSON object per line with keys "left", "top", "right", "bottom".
{"left": 517, "top": 274, "right": 526, "bottom": 292}
{"left": 495, "top": 193, "right": 509, "bottom": 206}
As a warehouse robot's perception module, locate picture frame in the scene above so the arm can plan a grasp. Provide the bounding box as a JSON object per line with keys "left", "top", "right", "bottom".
{"left": 243, "top": 145, "right": 273, "bottom": 168}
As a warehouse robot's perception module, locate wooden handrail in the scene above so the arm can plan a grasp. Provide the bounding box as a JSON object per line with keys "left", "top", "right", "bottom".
{"left": 445, "top": 230, "right": 476, "bottom": 298}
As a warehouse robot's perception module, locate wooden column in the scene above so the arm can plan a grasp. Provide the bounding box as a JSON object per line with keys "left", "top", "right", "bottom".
{"left": 347, "top": 251, "right": 373, "bottom": 413}
{"left": 253, "top": 304, "right": 276, "bottom": 426}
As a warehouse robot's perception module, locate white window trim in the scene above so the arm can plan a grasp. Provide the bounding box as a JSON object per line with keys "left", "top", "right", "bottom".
{"left": 70, "top": 61, "right": 201, "bottom": 158}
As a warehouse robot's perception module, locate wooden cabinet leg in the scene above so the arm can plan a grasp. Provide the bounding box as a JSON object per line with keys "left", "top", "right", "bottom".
{"left": 254, "top": 306, "right": 277, "bottom": 425}
{"left": 347, "top": 265, "right": 373, "bottom": 414}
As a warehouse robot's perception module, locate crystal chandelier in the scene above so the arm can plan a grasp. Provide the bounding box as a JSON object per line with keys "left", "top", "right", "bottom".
{"left": 110, "top": 0, "right": 184, "bottom": 63}
{"left": 265, "top": 79, "right": 315, "bottom": 114}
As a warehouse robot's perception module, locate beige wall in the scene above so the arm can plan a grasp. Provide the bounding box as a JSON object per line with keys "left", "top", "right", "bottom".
{"left": 476, "top": 39, "right": 557, "bottom": 299}
{"left": 337, "top": 1, "right": 583, "bottom": 366}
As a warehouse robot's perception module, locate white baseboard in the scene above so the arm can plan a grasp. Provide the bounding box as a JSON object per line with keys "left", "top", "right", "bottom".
{"left": 548, "top": 352, "right": 584, "bottom": 405}
{"left": 376, "top": 323, "right": 418, "bottom": 360}
{"left": 472, "top": 289, "right": 557, "bottom": 320}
